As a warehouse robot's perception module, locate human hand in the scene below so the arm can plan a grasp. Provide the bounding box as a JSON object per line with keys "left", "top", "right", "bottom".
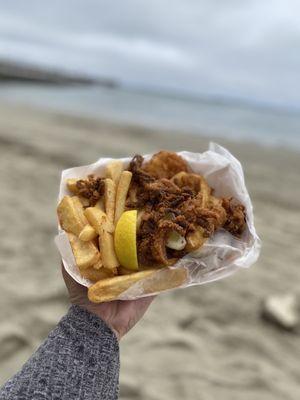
{"left": 62, "top": 265, "right": 155, "bottom": 340}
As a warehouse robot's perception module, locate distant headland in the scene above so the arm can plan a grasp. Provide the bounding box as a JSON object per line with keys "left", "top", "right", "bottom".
{"left": 0, "top": 59, "right": 118, "bottom": 87}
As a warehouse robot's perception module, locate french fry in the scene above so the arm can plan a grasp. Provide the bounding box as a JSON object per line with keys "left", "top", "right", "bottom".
{"left": 80, "top": 266, "right": 115, "bottom": 282}
{"left": 142, "top": 267, "right": 187, "bottom": 294}
{"left": 114, "top": 171, "right": 132, "bottom": 224}
{"left": 88, "top": 267, "right": 187, "bottom": 303}
{"left": 68, "top": 233, "right": 100, "bottom": 269}
{"left": 84, "top": 207, "right": 114, "bottom": 234}
{"left": 66, "top": 178, "right": 78, "bottom": 194}
{"left": 93, "top": 257, "right": 104, "bottom": 270}
{"left": 78, "top": 196, "right": 90, "bottom": 208}
{"left": 105, "top": 160, "right": 123, "bottom": 185}
{"left": 89, "top": 270, "right": 155, "bottom": 302}
{"left": 111, "top": 267, "right": 118, "bottom": 275}
{"left": 79, "top": 224, "right": 98, "bottom": 241}
{"left": 118, "top": 266, "right": 133, "bottom": 275}
{"left": 95, "top": 198, "right": 105, "bottom": 212}
{"left": 99, "top": 228, "right": 119, "bottom": 270}
{"left": 57, "top": 196, "right": 88, "bottom": 236}
{"left": 104, "top": 178, "right": 116, "bottom": 224}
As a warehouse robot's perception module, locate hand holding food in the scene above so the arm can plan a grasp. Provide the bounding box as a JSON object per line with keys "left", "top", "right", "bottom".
{"left": 57, "top": 149, "right": 251, "bottom": 303}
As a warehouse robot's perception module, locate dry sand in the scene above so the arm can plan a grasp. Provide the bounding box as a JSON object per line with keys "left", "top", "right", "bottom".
{"left": 0, "top": 102, "right": 299, "bottom": 399}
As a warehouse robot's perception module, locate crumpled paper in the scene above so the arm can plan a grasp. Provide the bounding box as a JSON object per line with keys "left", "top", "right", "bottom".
{"left": 55, "top": 143, "right": 261, "bottom": 300}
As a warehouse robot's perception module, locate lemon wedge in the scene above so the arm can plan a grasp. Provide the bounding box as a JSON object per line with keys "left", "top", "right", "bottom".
{"left": 114, "top": 210, "right": 139, "bottom": 270}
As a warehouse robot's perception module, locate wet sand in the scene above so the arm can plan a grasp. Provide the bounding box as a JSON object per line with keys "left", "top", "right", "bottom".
{"left": 0, "top": 102, "right": 299, "bottom": 399}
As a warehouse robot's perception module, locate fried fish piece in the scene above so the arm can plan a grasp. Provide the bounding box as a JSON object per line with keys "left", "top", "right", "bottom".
{"left": 142, "top": 151, "right": 189, "bottom": 179}
{"left": 57, "top": 196, "right": 88, "bottom": 236}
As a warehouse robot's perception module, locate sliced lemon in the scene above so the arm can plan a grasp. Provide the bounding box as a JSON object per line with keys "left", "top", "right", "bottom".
{"left": 114, "top": 210, "right": 138, "bottom": 270}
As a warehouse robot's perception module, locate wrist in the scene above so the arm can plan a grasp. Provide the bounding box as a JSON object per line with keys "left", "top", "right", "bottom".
{"left": 79, "top": 304, "right": 121, "bottom": 341}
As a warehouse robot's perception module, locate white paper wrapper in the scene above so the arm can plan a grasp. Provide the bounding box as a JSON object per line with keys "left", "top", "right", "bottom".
{"left": 55, "top": 143, "right": 261, "bottom": 300}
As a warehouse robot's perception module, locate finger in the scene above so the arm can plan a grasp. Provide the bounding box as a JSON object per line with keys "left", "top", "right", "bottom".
{"left": 61, "top": 262, "right": 87, "bottom": 295}
{"left": 135, "top": 295, "right": 156, "bottom": 310}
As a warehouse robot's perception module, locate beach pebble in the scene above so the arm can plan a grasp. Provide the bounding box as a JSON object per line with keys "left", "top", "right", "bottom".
{"left": 261, "top": 294, "right": 299, "bottom": 331}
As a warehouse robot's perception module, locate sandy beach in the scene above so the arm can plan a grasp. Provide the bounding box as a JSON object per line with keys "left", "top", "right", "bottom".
{"left": 0, "top": 101, "right": 299, "bottom": 399}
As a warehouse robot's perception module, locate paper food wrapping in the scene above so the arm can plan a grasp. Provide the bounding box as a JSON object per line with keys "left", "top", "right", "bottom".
{"left": 55, "top": 143, "right": 261, "bottom": 300}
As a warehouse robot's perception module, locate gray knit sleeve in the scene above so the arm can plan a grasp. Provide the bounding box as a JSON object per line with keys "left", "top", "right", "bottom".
{"left": 0, "top": 305, "right": 120, "bottom": 400}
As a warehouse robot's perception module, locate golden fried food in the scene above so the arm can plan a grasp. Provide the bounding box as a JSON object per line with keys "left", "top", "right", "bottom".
{"left": 172, "top": 172, "right": 211, "bottom": 207}
{"left": 57, "top": 196, "right": 88, "bottom": 236}
{"left": 76, "top": 175, "right": 105, "bottom": 206}
{"left": 142, "top": 266, "right": 187, "bottom": 294}
{"left": 78, "top": 224, "right": 98, "bottom": 241}
{"left": 222, "top": 197, "right": 246, "bottom": 236}
{"left": 185, "top": 227, "right": 206, "bottom": 252}
{"left": 99, "top": 226, "right": 119, "bottom": 270}
{"left": 58, "top": 150, "right": 247, "bottom": 300}
{"left": 66, "top": 178, "right": 79, "bottom": 194}
{"left": 93, "top": 257, "right": 104, "bottom": 270}
{"left": 128, "top": 153, "right": 246, "bottom": 266}
{"left": 84, "top": 207, "right": 114, "bottom": 234}
{"left": 105, "top": 160, "right": 123, "bottom": 185}
{"left": 88, "top": 270, "right": 155, "bottom": 302}
{"left": 77, "top": 196, "right": 90, "bottom": 208}
{"left": 114, "top": 171, "right": 132, "bottom": 224}
{"left": 88, "top": 267, "right": 187, "bottom": 303}
{"left": 118, "top": 266, "right": 133, "bottom": 275}
{"left": 81, "top": 266, "right": 115, "bottom": 282}
{"left": 104, "top": 178, "right": 116, "bottom": 224}
{"left": 142, "top": 151, "right": 189, "bottom": 179}
{"left": 95, "top": 198, "right": 105, "bottom": 212}
{"left": 68, "top": 233, "right": 100, "bottom": 269}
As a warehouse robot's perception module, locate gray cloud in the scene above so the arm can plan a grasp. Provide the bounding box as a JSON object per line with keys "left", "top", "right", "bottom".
{"left": 0, "top": 0, "right": 299, "bottom": 107}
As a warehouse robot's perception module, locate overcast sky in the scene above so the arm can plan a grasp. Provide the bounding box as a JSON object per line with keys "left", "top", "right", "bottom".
{"left": 0, "top": 0, "right": 299, "bottom": 108}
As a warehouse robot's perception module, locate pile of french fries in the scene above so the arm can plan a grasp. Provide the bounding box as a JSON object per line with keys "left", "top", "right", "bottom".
{"left": 57, "top": 160, "right": 187, "bottom": 302}
{"left": 58, "top": 160, "right": 132, "bottom": 280}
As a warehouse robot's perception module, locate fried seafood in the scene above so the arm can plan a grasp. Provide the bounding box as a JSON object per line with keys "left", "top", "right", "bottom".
{"left": 222, "top": 197, "right": 246, "bottom": 236}
{"left": 58, "top": 150, "right": 247, "bottom": 298}
{"left": 76, "top": 175, "right": 105, "bottom": 207}
{"left": 142, "top": 151, "right": 189, "bottom": 179}
{"left": 126, "top": 152, "right": 246, "bottom": 267}
{"left": 172, "top": 172, "right": 211, "bottom": 207}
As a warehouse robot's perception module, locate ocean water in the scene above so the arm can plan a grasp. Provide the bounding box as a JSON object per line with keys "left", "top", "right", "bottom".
{"left": 0, "top": 83, "right": 300, "bottom": 150}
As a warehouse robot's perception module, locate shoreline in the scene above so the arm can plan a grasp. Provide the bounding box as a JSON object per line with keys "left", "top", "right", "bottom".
{"left": 0, "top": 60, "right": 118, "bottom": 86}
{"left": 0, "top": 83, "right": 299, "bottom": 153}
{"left": 0, "top": 99, "right": 300, "bottom": 157}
